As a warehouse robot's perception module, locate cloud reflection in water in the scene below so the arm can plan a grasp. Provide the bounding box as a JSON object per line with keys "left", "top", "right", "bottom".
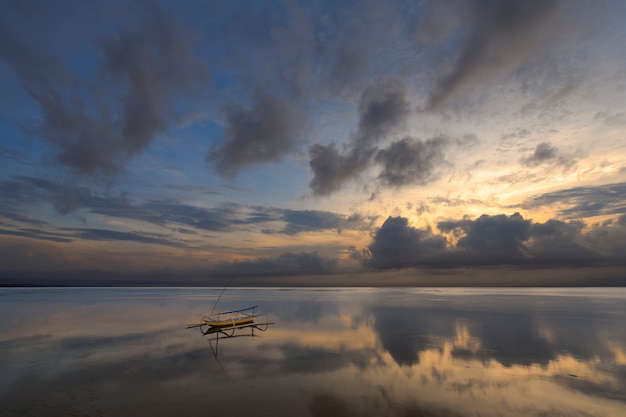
{"left": 1, "top": 287, "right": 625, "bottom": 416}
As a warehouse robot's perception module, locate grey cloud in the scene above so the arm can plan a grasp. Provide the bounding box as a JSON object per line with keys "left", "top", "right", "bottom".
{"left": 0, "top": 223, "right": 191, "bottom": 247}
{"left": 213, "top": 1, "right": 411, "bottom": 98}
{"left": 0, "top": 7, "right": 208, "bottom": 177}
{"left": 70, "top": 228, "right": 187, "bottom": 247}
{"left": 521, "top": 142, "right": 558, "bottom": 166}
{"left": 0, "top": 210, "right": 50, "bottom": 228}
{"left": 375, "top": 136, "right": 449, "bottom": 186}
{"left": 365, "top": 212, "right": 625, "bottom": 270}
{"left": 204, "top": 3, "right": 416, "bottom": 179}
{"left": 0, "top": 176, "right": 131, "bottom": 216}
{"left": 522, "top": 183, "right": 626, "bottom": 219}
{"left": 438, "top": 213, "right": 531, "bottom": 264}
{"left": 595, "top": 111, "right": 626, "bottom": 126}
{"left": 309, "top": 144, "right": 374, "bottom": 196}
{"left": 500, "top": 128, "right": 531, "bottom": 142}
{"left": 309, "top": 80, "right": 413, "bottom": 195}
{"left": 354, "top": 79, "right": 411, "bottom": 147}
{"left": 0, "top": 176, "right": 372, "bottom": 237}
{"left": 426, "top": 0, "right": 562, "bottom": 110}
{"left": 367, "top": 216, "right": 447, "bottom": 269}
{"left": 212, "top": 251, "right": 338, "bottom": 277}
{"left": 0, "top": 227, "right": 73, "bottom": 243}
{"left": 583, "top": 215, "right": 626, "bottom": 260}
{"left": 520, "top": 142, "right": 584, "bottom": 169}
{"left": 527, "top": 219, "right": 601, "bottom": 264}
{"left": 269, "top": 209, "right": 375, "bottom": 235}
{"left": 207, "top": 90, "right": 301, "bottom": 177}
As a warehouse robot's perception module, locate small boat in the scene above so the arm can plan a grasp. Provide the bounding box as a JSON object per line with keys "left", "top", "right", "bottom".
{"left": 187, "top": 304, "right": 274, "bottom": 358}
{"left": 187, "top": 305, "right": 259, "bottom": 331}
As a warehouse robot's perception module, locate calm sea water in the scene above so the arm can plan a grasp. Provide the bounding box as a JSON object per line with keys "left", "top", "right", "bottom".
{"left": 1, "top": 287, "right": 625, "bottom": 417}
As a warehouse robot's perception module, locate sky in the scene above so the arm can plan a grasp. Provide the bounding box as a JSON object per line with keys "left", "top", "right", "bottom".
{"left": 1, "top": 0, "right": 626, "bottom": 286}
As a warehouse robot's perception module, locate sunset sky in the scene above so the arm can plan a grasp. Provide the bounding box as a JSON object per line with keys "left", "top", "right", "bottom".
{"left": 1, "top": 0, "right": 625, "bottom": 286}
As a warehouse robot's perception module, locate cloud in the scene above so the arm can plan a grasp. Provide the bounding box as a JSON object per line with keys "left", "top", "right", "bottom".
{"left": 425, "top": 0, "right": 562, "bottom": 110}
{"left": 354, "top": 79, "right": 411, "bottom": 147}
{"left": 0, "top": 176, "right": 373, "bottom": 239}
{"left": 367, "top": 216, "right": 447, "bottom": 269}
{"left": 375, "top": 136, "right": 449, "bottom": 186}
{"left": 583, "top": 214, "right": 626, "bottom": 259}
{"left": 0, "top": 227, "right": 73, "bottom": 243}
{"left": 69, "top": 228, "right": 189, "bottom": 247}
{"left": 526, "top": 219, "right": 601, "bottom": 264}
{"left": 366, "top": 212, "right": 626, "bottom": 270}
{"left": 207, "top": 90, "right": 302, "bottom": 177}
{"left": 211, "top": 251, "right": 338, "bottom": 277}
{"left": 520, "top": 142, "right": 584, "bottom": 170}
{"left": 0, "top": 6, "right": 208, "bottom": 177}
{"left": 309, "top": 144, "right": 375, "bottom": 196}
{"left": 522, "top": 183, "right": 626, "bottom": 219}
{"left": 438, "top": 213, "right": 532, "bottom": 264}
{"left": 309, "top": 80, "right": 411, "bottom": 195}
{"left": 521, "top": 142, "right": 558, "bottom": 166}
{"left": 265, "top": 209, "right": 375, "bottom": 235}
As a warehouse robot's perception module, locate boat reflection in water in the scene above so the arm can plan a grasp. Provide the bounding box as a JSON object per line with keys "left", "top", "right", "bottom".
{"left": 1, "top": 287, "right": 625, "bottom": 416}
{"left": 186, "top": 305, "right": 275, "bottom": 357}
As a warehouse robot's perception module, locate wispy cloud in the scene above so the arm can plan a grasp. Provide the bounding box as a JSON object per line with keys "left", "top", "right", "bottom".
{"left": 522, "top": 183, "right": 626, "bottom": 219}
{"left": 0, "top": 5, "right": 208, "bottom": 178}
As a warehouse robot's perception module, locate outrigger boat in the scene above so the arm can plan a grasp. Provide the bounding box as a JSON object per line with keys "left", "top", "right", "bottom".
{"left": 187, "top": 277, "right": 274, "bottom": 359}
{"left": 186, "top": 305, "right": 274, "bottom": 336}
{"left": 187, "top": 305, "right": 274, "bottom": 358}
{"left": 187, "top": 305, "right": 257, "bottom": 331}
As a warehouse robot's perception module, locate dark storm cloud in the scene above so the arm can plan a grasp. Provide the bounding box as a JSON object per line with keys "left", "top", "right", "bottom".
{"left": 207, "top": 90, "right": 301, "bottom": 177}
{"left": 367, "top": 216, "right": 447, "bottom": 269}
{"left": 366, "top": 212, "right": 626, "bottom": 270}
{"left": 211, "top": 251, "right": 338, "bottom": 277}
{"left": 0, "top": 6, "right": 208, "bottom": 177}
{"left": 438, "top": 213, "right": 531, "bottom": 264}
{"left": 522, "top": 183, "right": 626, "bottom": 219}
{"left": 425, "top": 0, "right": 562, "bottom": 110}
{"left": 375, "top": 136, "right": 449, "bottom": 186}
{"left": 583, "top": 215, "right": 626, "bottom": 260}
{"left": 527, "top": 219, "right": 601, "bottom": 264}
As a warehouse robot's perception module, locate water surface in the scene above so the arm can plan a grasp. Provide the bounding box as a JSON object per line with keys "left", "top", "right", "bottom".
{"left": 1, "top": 287, "right": 625, "bottom": 416}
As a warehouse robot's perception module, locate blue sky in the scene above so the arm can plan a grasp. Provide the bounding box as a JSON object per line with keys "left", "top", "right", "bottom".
{"left": 1, "top": 0, "right": 626, "bottom": 285}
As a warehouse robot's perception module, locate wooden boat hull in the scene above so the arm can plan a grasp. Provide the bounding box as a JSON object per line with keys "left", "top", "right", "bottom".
{"left": 204, "top": 316, "right": 255, "bottom": 328}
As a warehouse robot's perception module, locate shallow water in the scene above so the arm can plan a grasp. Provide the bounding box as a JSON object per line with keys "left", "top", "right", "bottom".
{"left": 1, "top": 287, "right": 626, "bottom": 416}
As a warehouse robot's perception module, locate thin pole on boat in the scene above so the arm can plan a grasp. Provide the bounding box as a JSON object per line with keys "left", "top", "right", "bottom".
{"left": 210, "top": 272, "right": 239, "bottom": 314}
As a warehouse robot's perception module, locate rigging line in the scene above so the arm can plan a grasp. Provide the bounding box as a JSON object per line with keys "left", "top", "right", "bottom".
{"left": 210, "top": 271, "right": 239, "bottom": 314}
